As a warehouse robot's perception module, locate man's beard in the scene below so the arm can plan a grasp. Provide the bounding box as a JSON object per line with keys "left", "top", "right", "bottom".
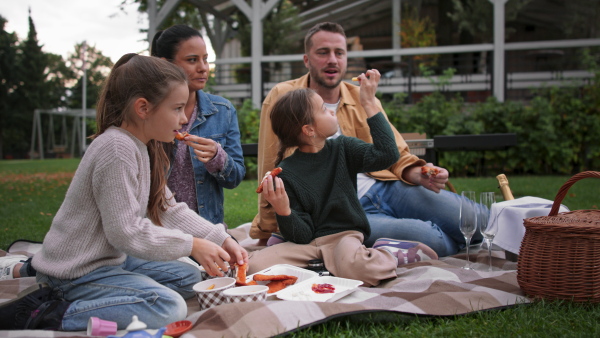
{"left": 309, "top": 66, "right": 345, "bottom": 90}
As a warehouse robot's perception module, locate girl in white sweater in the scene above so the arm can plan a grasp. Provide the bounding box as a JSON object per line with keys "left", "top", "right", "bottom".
{"left": 0, "top": 54, "right": 247, "bottom": 331}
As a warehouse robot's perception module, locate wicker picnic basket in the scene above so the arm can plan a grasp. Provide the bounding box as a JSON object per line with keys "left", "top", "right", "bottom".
{"left": 517, "top": 171, "right": 600, "bottom": 302}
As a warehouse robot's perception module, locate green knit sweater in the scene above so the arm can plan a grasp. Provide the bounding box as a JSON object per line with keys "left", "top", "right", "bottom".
{"left": 276, "top": 112, "right": 400, "bottom": 244}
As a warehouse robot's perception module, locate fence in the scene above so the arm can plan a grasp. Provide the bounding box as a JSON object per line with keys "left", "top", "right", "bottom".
{"left": 210, "top": 39, "right": 600, "bottom": 106}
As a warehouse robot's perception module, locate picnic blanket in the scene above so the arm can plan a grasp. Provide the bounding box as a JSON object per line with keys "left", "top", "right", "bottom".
{"left": 0, "top": 223, "right": 528, "bottom": 337}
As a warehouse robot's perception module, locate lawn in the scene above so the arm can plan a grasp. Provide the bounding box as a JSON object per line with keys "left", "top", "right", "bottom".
{"left": 1, "top": 159, "right": 599, "bottom": 336}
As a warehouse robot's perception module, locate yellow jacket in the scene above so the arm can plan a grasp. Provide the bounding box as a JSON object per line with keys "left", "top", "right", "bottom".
{"left": 249, "top": 73, "right": 425, "bottom": 239}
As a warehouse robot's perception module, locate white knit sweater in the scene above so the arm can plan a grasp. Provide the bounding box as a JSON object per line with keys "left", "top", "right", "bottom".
{"left": 33, "top": 127, "right": 230, "bottom": 279}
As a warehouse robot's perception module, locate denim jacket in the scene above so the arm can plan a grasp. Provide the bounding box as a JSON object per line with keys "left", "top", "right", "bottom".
{"left": 175, "top": 90, "right": 245, "bottom": 224}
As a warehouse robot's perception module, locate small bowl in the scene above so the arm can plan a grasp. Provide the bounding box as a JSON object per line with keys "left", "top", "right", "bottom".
{"left": 199, "top": 263, "right": 237, "bottom": 280}
{"left": 164, "top": 320, "right": 192, "bottom": 337}
{"left": 192, "top": 277, "right": 236, "bottom": 310}
{"left": 223, "top": 285, "right": 269, "bottom": 304}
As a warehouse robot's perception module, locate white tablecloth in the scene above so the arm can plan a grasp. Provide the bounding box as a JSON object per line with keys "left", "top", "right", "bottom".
{"left": 491, "top": 197, "right": 570, "bottom": 255}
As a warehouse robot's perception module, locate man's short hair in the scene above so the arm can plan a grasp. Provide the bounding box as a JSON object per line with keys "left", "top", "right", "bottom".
{"left": 304, "top": 22, "right": 346, "bottom": 54}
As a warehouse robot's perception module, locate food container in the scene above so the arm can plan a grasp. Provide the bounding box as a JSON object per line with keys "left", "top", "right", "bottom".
{"left": 223, "top": 285, "right": 269, "bottom": 304}
{"left": 192, "top": 277, "right": 236, "bottom": 310}
{"left": 276, "top": 276, "right": 363, "bottom": 302}
{"left": 245, "top": 264, "right": 319, "bottom": 298}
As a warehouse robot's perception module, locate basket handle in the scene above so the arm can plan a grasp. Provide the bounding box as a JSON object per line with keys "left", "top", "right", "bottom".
{"left": 548, "top": 171, "right": 600, "bottom": 216}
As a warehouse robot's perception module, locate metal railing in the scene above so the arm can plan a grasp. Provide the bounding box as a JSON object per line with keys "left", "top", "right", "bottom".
{"left": 210, "top": 38, "right": 600, "bottom": 105}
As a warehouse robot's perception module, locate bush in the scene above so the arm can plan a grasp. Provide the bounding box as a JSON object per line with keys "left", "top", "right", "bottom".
{"left": 235, "top": 52, "right": 599, "bottom": 177}
{"left": 237, "top": 99, "right": 260, "bottom": 179}
{"left": 381, "top": 52, "right": 600, "bottom": 176}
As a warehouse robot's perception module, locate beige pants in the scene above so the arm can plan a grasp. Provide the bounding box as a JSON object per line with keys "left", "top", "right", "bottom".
{"left": 247, "top": 231, "right": 397, "bottom": 287}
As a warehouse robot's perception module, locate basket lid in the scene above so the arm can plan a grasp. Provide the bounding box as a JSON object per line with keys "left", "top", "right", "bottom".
{"left": 525, "top": 209, "right": 600, "bottom": 231}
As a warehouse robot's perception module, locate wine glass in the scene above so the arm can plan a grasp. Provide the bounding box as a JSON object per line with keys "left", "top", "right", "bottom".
{"left": 459, "top": 191, "right": 477, "bottom": 270}
{"left": 479, "top": 192, "right": 497, "bottom": 271}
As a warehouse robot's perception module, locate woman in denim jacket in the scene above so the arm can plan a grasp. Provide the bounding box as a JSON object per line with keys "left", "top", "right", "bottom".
{"left": 152, "top": 25, "right": 245, "bottom": 225}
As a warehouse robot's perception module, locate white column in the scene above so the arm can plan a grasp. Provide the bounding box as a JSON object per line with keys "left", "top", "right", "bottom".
{"left": 81, "top": 41, "right": 87, "bottom": 155}
{"left": 231, "top": 0, "right": 278, "bottom": 108}
{"left": 30, "top": 110, "right": 43, "bottom": 159}
{"left": 490, "top": 0, "right": 508, "bottom": 102}
{"left": 147, "top": 0, "right": 156, "bottom": 44}
{"left": 147, "top": 0, "right": 182, "bottom": 46}
{"left": 392, "top": 0, "right": 401, "bottom": 63}
{"left": 251, "top": 0, "right": 263, "bottom": 108}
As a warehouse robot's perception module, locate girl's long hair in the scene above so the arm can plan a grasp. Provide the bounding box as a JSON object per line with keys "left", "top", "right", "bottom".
{"left": 270, "top": 88, "right": 316, "bottom": 166}
{"left": 94, "top": 53, "right": 188, "bottom": 225}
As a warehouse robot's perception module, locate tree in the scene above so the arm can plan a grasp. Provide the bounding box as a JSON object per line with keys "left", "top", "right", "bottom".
{"left": 121, "top": 0, "right": 241, "bottom": 60}
{"left": 6, "top": 10, "right": 52, "bottom": 158}
{"left": 235, "top": 0, "right": 300, "bottom": 57}
{"left": 400, "top": 5, "right": 439, "bottom": 73}
{"left": 120, "top": 0, "right": 203, "bottom": 34}
{"left": 563, "top": 0, "right": 600, "bottom": 39}
{"left": 234, "top": 0, "right": 300, "bottom": 83}
{"left": 0, "top": 15, "right": 19, "bottom": 159}
{"left": 448, "top": 0, "right": 532, "bottom": 73}
{"left": 66, "top": 42, "right": 113, "bottom": 109}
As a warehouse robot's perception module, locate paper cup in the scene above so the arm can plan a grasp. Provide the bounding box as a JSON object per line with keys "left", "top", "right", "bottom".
{"left": 87, "top": 317, "right": 117, "bottom": 336}
{"left": 192, "top": 277, "right": 236, "bottom": 310}
{"left": 223, "top": 285, "right": 269, "bottom": 304}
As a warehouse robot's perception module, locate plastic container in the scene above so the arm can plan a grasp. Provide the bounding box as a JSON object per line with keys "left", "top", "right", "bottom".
{"left": 245, "top": 264, "right": 319, "bottom": 298}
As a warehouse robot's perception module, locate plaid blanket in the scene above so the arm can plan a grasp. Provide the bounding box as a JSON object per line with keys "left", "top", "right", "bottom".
{"left": 0, "top": 224, "right": 528, "bottom": 337}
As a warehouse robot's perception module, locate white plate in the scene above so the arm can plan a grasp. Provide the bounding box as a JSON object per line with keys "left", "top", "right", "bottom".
{"left": 276, "top": 276, "right": 363, "bottom": 302}
{"left": 246, "top": 264, "right": 319, "bottom": 298}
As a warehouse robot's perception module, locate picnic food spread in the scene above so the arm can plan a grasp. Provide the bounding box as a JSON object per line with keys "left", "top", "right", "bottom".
{"left": 256, "top": 167, "right": 283, "bottom": 193}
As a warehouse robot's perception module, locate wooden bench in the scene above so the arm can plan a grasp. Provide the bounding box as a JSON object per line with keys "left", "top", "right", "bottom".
{"left": 241, "top": 133, "right": 518, "bottom": 164}
{"left": 433, "top": 133, "right": 518, "bottom": 151}
{"left": 241, "top": 133, "right": 437, "bottom": 161}
{"left": 431, "top": 133, "right": 518, "bottom": 164}
{"left": 242, "top": 143, "right": 259, "bottom": 157}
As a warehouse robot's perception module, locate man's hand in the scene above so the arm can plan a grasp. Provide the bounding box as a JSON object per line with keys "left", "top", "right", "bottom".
{"left": 405, "top": 163, "right": 448, "bottom": 193}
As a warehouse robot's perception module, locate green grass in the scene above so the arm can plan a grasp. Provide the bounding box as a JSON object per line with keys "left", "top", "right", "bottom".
{"left": 288, "top": 300, "right": 600, "bottom": 337}
{"left": 0, "top": 159, "right": 80, "bottom": 248}
{"left": 1, "top": 159, "right": 599, "bottom": 336}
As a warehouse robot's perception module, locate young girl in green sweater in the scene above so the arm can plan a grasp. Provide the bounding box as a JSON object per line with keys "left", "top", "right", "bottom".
{"left": 248, "top": 70, "right": 437, "bottom": 286}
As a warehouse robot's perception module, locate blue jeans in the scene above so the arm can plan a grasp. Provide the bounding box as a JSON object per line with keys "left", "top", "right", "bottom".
{"left": 360, "top": 180, "right": 484, "bottom": 257}
{"left": 36, "top": 256, "right": 201, "bottom": 331}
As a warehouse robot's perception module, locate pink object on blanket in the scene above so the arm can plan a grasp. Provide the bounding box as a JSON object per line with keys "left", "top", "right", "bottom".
{"left": 87, "top": 317, "right": 117, "bottom": 336}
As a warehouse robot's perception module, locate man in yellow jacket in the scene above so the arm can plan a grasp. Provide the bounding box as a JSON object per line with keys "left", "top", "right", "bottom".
{"left": 250, "top": 22, "right": 480, "bottom": 257}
